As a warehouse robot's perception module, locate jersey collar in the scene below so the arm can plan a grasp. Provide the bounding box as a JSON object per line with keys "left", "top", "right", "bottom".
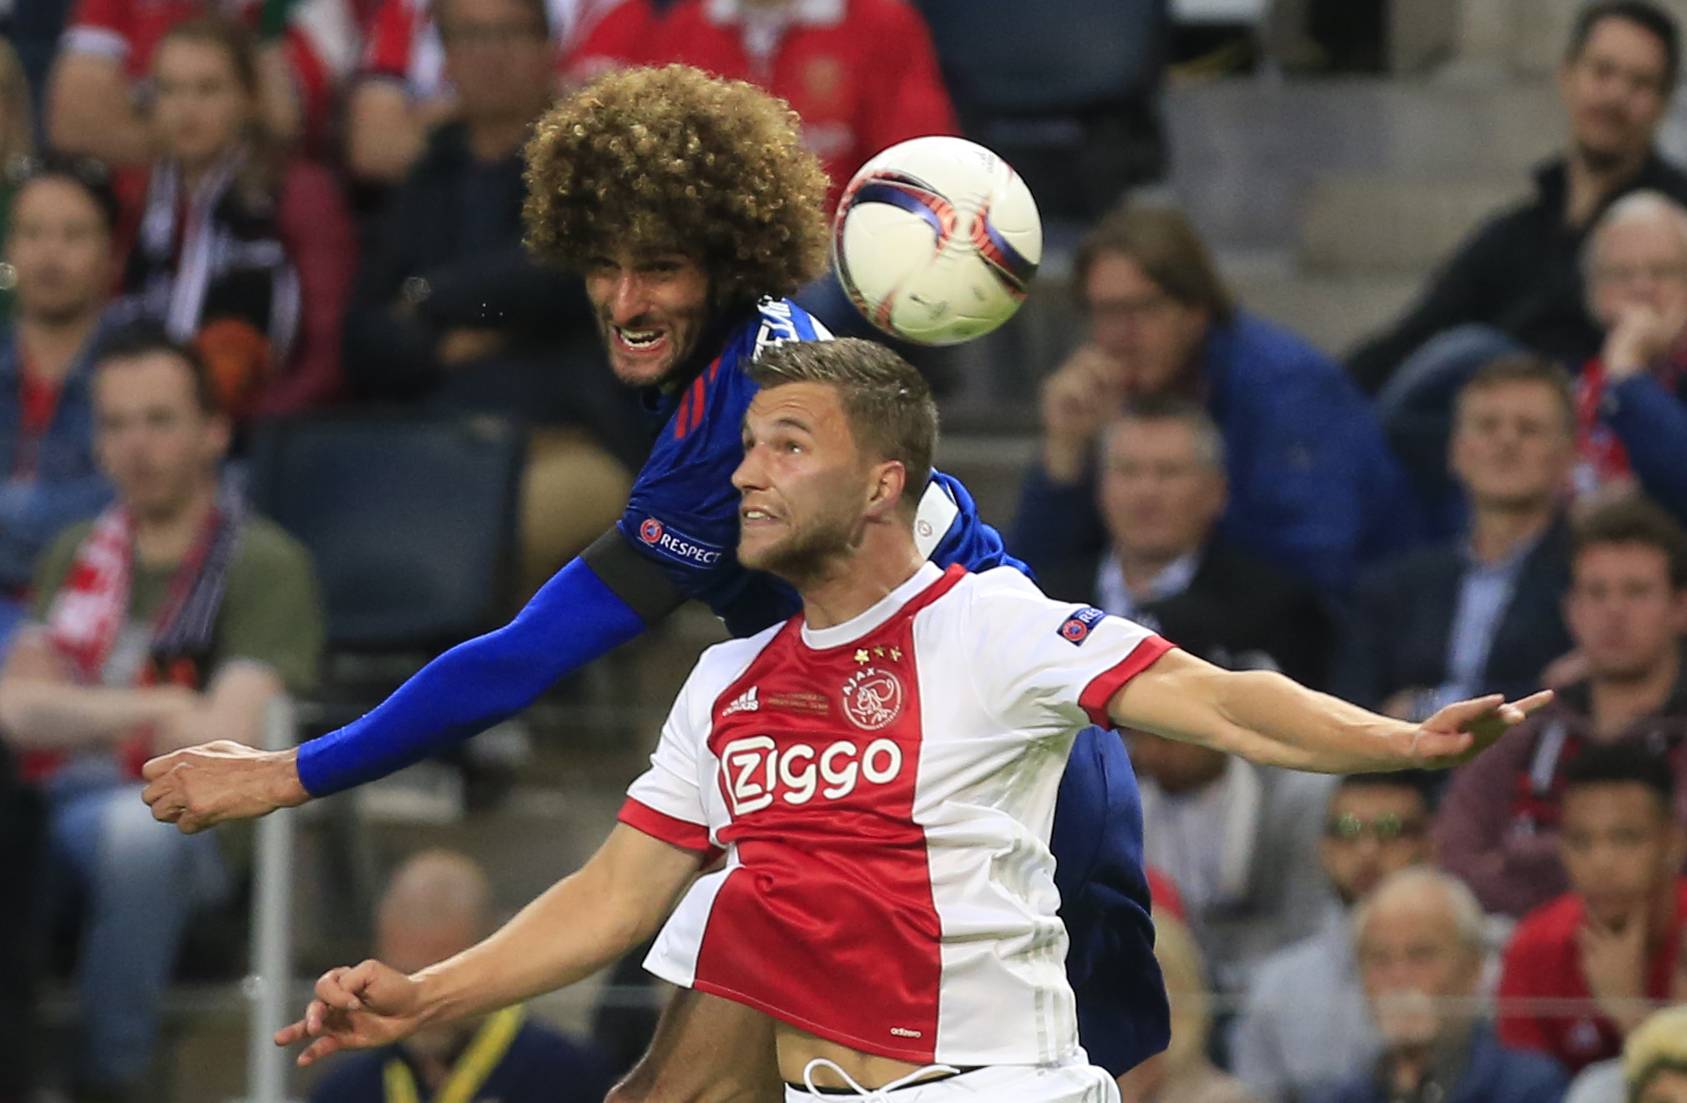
{"left": 800, "top": 561, "right": 944, "bottom": 650}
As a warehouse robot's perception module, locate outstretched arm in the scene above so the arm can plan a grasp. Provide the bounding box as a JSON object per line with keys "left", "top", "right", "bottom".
{"left": 277, "top": 823, "right": 703, "bottom": 1067}
{"left": 1108, "top": 647, "right": 1550, "bottom": 773}
{"left": 142, "top": 534, "right": 684, "bottom": 831}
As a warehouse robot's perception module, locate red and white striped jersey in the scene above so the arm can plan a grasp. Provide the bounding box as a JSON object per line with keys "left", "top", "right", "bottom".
{"left": 619, "top": 562, "right": 1172, "bottom": 1066}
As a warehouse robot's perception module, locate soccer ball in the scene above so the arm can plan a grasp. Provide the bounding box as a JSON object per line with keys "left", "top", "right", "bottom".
{"left": 832, "top": 136, "right": 1042, "bottom": 346}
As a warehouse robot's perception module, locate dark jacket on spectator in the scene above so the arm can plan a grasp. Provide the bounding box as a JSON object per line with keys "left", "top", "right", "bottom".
{"left": 344, "top": 122, "right": 639, "bottom": 460}
{"left": 1434, "top": 670, "right": 1687, "bottom": 918}
{"left": 116, "top": 155, "right": 355, "bottom": 419}
{"left": 1331, "top": 516, "right": 1572, "bottom": 711}
{"left": 1317, "top": 1023, "right": 1567, "bottom": 1103}
{"left": 308, "top": 1016, "right": 614, "bottom": 1103}
{"left": 1346, "top": 152, "right": 1687, "bottom": 395}
{"left": 1012, "top": 310, "right": 1413, "bottom": 596}
{"left": 1037, "top": 538, "right": 1333, "bottom": 689}
{"left": 0, "top": 323, "right": 112, "bottom": 593}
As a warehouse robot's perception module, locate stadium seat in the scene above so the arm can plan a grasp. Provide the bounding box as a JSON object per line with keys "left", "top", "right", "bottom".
{"left": 247, "top": 414, "right": 526, "bottom": 657}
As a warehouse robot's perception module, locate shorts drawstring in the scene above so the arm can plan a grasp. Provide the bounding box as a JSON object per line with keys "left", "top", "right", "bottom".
{"left": 799, "top": 1058, "right": 963, "bottom": 1099}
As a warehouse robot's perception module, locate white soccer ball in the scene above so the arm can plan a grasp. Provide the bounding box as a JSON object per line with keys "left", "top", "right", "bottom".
{"left": 832, "top": 135, "right": 1042, "bottom": 346}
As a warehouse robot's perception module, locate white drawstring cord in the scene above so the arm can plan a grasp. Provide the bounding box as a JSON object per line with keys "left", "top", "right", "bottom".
{"left": 800, "top": 1058, "right": 963, "bottom": 1099}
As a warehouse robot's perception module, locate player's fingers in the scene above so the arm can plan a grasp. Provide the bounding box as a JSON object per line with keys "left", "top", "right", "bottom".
{"left": 1412, "top": 729, "right": 1473, "bottom": 761}
{"left": 1506, "top": 690, "right": 1554, "bottom": 718}
{"left": 297, "top": 1035, "right": 343, "bottom": 1068}
{"left": 274, "top": 1018, "right": 310, "bottom": 1047}
{"left": 314, "top": 969, "right": 363, "bottom": 1013}
{"left": 139, "top": 752, "right": 180, "bottom": 781}
{"left": 1436, "top": 694, "right": 1504, "bottom": 731}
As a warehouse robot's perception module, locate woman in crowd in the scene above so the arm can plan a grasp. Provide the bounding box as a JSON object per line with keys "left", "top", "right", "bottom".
{"left": 116, "top": 15, "right": 354, "bottom": 422}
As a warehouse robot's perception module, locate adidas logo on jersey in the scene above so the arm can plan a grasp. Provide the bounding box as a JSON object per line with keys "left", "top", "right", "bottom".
{"left": 722, "top": 686, "right": 760, "bottom": 717}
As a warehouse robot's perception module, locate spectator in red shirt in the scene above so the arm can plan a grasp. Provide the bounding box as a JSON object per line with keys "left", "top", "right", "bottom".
{"left": 45, "top": 0, "right": 358, "bottom": 165}
{"left": 1497, "top": 742, "right": 1687, "bottom": 1075}
{"left": 1435, "top": 496, "right": 1687, "bottom": 918}
{"left": 345, "top": 0, "right": 606, "bottom": 185}
{"left": 112, "top": 15, "right": 356, "bottom": 422}
{"left": 567, "top": 0, "right": 958, "bottom": 209}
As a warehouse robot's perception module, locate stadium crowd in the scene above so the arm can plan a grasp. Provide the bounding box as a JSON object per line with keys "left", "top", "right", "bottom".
{"left": 0, "top": 0, "right": 1686, "bottom": 1101}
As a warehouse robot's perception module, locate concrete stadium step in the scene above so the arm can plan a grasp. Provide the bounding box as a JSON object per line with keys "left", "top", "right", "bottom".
{"left": 1225, "top": 266, "right": 1422, "bottom": 355}
{"left": 1297, "top": 173, "right": 1525, "bottom": 272}
{"left": 1166, "top": 75, "right": 1559, "bottom": 253}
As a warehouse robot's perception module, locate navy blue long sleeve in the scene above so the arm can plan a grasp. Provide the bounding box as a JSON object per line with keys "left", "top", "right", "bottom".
{"left": 1606, "top": 373, "right": 1687, "bottom": 521}
{"left": 296, "top": 557, "right": 644, "bottom": 796}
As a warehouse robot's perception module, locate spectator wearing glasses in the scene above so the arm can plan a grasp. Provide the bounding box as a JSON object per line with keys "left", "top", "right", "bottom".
{"left": 1231, "top": 772, "right": 1438, "bottom": 1103}
{"left": 1010, "top": 203, "right": 1411, "bottom": 596}
{"left": 1, "top": 159, "right": 121, "bottom": 656}
{"left": 1569, "top": 190, "right": 1687, "bottom": 522}
{"left": 1435, "top": 497, "right": 1687, "bottom": 919}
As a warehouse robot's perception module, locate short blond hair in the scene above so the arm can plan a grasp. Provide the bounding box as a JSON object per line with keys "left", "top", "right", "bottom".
{"left": 1625, "top": 1004, "right": 1687, "bottom": 1099}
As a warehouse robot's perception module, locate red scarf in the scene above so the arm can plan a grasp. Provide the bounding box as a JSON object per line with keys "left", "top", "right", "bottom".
{"left": 25, "top": 491, "right": 240, "bottom": 782}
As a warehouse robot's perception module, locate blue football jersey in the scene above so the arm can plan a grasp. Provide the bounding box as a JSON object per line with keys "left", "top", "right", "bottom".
{"left": 615, "top": 297, "right": 1165, "bottom": 1074}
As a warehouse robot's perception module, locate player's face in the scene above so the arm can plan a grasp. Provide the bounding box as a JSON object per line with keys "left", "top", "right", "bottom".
{"left": 584, "top": 250, "right": 712, "bottom": 388}
{"left": 1357, "top": 897, "right": 1479, "bottom": 1048}
{"left": 153, "top": 37, "right": 254, "bottom": 170}
{"left": 1590, "top": 215, "right": 1687, "bottom": 325}
{"left": 733, "top": 382, "right": 870, "bottom": 581}
{"left": 1559, "top": 783, "right": 1682, "bottom": 929}
{"left": 1319, "top": 785, "right": 1431, "bottom": 906}
{"left": 94, "top": 354, "right": 228, "bottom": 520}
{"left": 1083, "top": 252, "right": 1208, "bottom": 398}
{"left": 1449, "top": 381, "right": 1574, "bottom": 513}
{"left": 5, "top": 178, "right": 113, "bottom": 326}
{"left": 1564, "top": 544, "right": 1687, "bottom": 680}
{"left": 1560, "top": 17, "right": 1671, "bottom": 170}
{"left": 1098, "top": 418, "right": 1225, "bottom": 562}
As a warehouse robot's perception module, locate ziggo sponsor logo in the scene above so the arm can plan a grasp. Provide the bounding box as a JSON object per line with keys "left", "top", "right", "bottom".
{"left": 719, "top": 735, "right": 903, "bottom": 813}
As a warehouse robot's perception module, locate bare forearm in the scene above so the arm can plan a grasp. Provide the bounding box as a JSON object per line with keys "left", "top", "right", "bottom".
{"left": 0, "top": 681, "right": 190, "bottom": 750}
{"left": 413, "top": 865, "right": 660, "bottom": 1027}
{"left": 1205, "top": 670, "right": 1416, "bottom": 772}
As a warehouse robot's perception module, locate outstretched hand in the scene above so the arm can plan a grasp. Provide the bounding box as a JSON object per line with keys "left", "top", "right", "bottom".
{"left": 141, "top": 740, "right": 309, "bottom": 834}
{"left": 275, "top": 959, "right": 426, "bottom": 1067}
{"left": 1409, "top": 690, "right": 1555, "bottom": 766}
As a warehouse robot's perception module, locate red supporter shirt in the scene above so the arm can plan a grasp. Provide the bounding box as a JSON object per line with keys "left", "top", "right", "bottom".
{"left": 1496, "top": 878, "right": 1687, "bottom": 1073}
{"left": 11, "top": 364, "right": 62, "bottom": 480}
{"left": 568, "top": 0, "right": 958, "bottom": 209}
{"left": 61, "top": 0, "right": 357, "bottom": 143}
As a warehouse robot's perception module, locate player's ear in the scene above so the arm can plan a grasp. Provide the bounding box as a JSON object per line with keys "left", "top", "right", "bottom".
{"left": 866, "top": 459, "right": 907, "bottom": 520}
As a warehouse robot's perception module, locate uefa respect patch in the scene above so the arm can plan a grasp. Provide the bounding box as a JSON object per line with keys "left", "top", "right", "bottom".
{"left": 633, "top": 516, "right": 725, "bottom": 568}
{"left": 1058, "top": 606, "right": 1106, "bottom": 646}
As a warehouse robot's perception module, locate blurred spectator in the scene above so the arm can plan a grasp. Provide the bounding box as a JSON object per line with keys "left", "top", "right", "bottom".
{"left": 910, "top": 0, "right": 1167, "bottom": 221}
{"left": 567, "top": 0, "right": 958, "bottom": 209}
{"left": 1116, "top": 913, "right": 1263, "bottom": 1103}
{"left": 1347, "top": 1, "right": 1687, "bottom": 397}
{"left": 1320, "top": 867, "right": 1569, "bottom": 1103}
{"left": 0, "top": 325, "right": 322, "bottom": 1100}
{"left": 1435, "top": 497, "right": 1687, "bottom": 918}
{"left": 113, "top": 15, "right": 356, "bottom": 421}
{"left": 1, "top": 160, "right": 121, "bottom": 652}
{"left": 309, "top": 849, "right": 615, "bottom": 1103}
{"left": 1127, "top": 729, "right": 1334, "bottom": 995}
{"left": 1333, "top": 356, "right": 1575, "bottom": 717}
{"left": 1230, "top": 772, "right": 1438, "bottom": 1103}
{"left": 0, "top": 37, "right": 37, "bottom": 326}
{"left": 345, "top": 0, "right": 637, "bottom": 597}
{"left": 1032, "top": 397, "right": 1331, "bottom": 687}
{"left": 1563, "top": 967, "right": 1687, "bottom": 1103}
{"left": 1008, "top": 203, "right": 1411, "bottom": 596}
{"left": 1573, "top": 190, "right": 1687, "bottom": 520}
{"left": 1497, "top": 742, "right": 1687, "bottom": 1075}
{"left": 45, "top": 0, "right": 358, "bottom": 164}
{"left": 347, "top": 0, "right": 601, "bottom": 186}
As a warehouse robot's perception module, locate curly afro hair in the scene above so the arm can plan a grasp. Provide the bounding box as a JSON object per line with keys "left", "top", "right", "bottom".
{"left": 523, "top": 64, "right": 832, "bottom": 310}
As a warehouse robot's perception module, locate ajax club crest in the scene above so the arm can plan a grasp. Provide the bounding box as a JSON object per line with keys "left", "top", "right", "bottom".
{"left": 843, "top": 666, "right": 903, "bottom": 730}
